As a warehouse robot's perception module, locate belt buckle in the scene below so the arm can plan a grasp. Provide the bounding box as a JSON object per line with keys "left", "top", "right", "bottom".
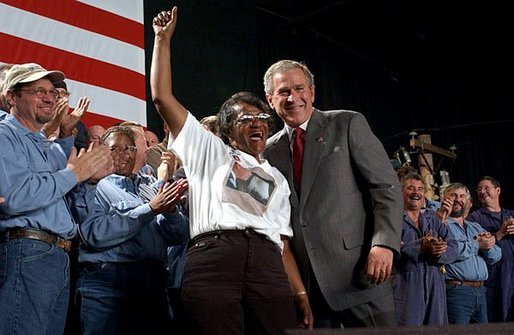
{"left": 56, "top": 238, "right": 72, "bottom": 252}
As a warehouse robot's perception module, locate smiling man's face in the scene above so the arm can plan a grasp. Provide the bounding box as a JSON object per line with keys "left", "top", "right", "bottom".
{"left": 8, "top": 78, "right": 57, "bottom": 131}
{"left": 266, "top": 67, "right": 315, "bottom": 129}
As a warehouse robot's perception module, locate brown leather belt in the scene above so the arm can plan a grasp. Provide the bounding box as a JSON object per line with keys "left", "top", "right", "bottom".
{"left": 445, "top": 279, "right": 484, "bottom": 287}
{"left": 2, "top": 228, "right": 72, "bottom": 252}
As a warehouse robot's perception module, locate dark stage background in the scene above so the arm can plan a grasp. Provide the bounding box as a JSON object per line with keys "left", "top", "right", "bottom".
{"left": 143, "top": 0, "right": 514, "bottom": 208}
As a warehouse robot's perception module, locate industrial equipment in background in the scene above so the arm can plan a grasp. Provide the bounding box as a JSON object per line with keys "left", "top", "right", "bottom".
{"left": 392, "top": 131, "right": 457, "bottom": 201}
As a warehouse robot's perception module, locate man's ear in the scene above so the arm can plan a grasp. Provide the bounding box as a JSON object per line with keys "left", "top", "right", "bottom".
{"left": 265, "top": 94, "right": 274, "bottom": 109}
{"left": 4, "top": 90, "right": 16, "bottom": 110}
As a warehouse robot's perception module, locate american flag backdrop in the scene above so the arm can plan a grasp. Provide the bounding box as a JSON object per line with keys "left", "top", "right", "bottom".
{"left": 0, "top": 0, "right": 146, "bottom": 128}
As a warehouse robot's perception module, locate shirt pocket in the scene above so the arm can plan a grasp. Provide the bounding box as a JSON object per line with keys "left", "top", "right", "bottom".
{"left": 25, "top": 150, "right": 52, "bottom": 173}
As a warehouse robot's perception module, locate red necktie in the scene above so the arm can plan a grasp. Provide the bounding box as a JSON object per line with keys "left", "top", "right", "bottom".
{"left": 292, "top": 127, "right": 305, "bottom": 193}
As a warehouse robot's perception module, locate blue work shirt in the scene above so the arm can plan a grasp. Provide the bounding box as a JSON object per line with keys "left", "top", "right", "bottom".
{"left": 0, "top": 115, "right": 78, "bottom": 239}
{"left": 67, "top": 182, "right": 98, "bottom": 225}
{"left": 0, "top": 110, "right": 7, "bottom": 121}
{"left": 78, "top": 173, "right": 188, "bottom": 264}
{"left": 445, "top": 217, "right": 502, "bottom": 281}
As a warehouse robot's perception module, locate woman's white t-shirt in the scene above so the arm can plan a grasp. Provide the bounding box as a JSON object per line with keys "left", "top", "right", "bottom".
{"left": 169, "top": 112, "right": 292, "bottom": 252}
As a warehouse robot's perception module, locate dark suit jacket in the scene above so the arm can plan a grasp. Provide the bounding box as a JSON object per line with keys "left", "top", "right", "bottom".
{"left": 264, "top": 109, "right": 403, "bottom": 311}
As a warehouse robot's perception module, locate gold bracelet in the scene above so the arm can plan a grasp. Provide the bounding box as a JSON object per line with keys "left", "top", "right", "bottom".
{"left": 295, "top": 291, "right": 307, "bottom": 297}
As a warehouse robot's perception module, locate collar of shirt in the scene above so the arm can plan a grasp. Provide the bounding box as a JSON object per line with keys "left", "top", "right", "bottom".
{"left": 106, "top": 173, "right": 141, "bottom": 192}
{"left": 0, "top": 109, "right": 7, "bottom": 121}
{"left": 4, "top": 114, "right": 46, "bottom": 139}
{"left": 286, "top": 119, "right": 310, "bottom": 144}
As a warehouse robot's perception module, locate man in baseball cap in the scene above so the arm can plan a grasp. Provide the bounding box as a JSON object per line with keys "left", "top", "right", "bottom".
{"left": 2, "top": 62, "right": 64, "bottom": 94}
{"left": 0, "top": 62, "right": 113, "bottom": 335}
{"left": 2, "top": 62, "right": 65, "bottom": 131}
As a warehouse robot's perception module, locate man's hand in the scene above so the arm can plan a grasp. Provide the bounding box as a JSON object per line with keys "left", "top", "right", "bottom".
{"left": 60, "top": 97, "right": 90, "bottom": 138}
{"left": 435, "top": 197, "right": 453, "bottom": 223}
{"left": 364, "top": 246, "right": 393, "bottom": 284}
{"left": 42, "top": 98, "right": 68, "bottom": 138}
{"left": 87, "top": 142, "right": 117, "bottom": 183}
{"left": 421, "top": 236, "right": 448, "bottom": 258}
{"left": 149, "top": 178, "right": 188, "bottom": 214}
{"left": 496, "top": 216, "right": 514, "bottom": 241}
{"left": 157, "top": 151, "right": 176, "bottom": 180}
{"left": 476, "top": 231, "right": 496, "bottom": 250}
{"left": 67, "top": 145, "right": 112, "bottom": 183}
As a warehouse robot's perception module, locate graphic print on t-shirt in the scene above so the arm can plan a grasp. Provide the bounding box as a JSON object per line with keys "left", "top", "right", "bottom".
{"left": 223, "top": 161, "right": 276, "bottom": 216}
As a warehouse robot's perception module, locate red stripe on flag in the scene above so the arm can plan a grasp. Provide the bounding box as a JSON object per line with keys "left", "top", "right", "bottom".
{"left": 1, "top": 0, "right": 143, "bottom": 48}
{"left": 0, "top": 33, "right": 145, "bottom": 101}
{"left": 82, "top": 112, "right": 124, "bottom": 129}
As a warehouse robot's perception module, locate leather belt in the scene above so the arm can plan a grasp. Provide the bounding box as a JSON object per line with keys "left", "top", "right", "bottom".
{"left": 445, "top": 279, "right": 484, "bottom": 287}
{"left": 2, "top": 228, "right": 72, "bottom": 252}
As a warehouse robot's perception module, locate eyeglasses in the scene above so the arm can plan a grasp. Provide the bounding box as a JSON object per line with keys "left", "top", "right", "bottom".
{"left": 109, "top": 145, "right": 137, "bottom": 153}
{"left": 57, "top": 90, "right": 71, "bottom": 99}
{"left": 19, "top": 88, "right": 60, "bottom": 99}
{"left": 235, "top": 113, "right": 271, "bottom": 125}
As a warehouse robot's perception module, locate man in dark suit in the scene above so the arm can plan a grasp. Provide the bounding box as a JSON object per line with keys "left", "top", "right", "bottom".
{"left": 263, "top": 60, "right": 403, "bottom": 328}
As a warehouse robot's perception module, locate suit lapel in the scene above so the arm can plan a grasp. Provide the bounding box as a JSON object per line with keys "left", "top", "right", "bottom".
{"left": 300, "top": 109, "right": 328, "bottom": 206}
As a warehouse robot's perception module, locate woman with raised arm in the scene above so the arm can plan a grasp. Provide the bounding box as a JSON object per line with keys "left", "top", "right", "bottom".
{"left": 151, "top": 6, "right": 313, "bottom": 335}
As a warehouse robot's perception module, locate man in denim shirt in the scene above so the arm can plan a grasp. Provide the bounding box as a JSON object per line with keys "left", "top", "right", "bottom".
{"left": 0, "top": 63, "right": 112, "bottom": 335}
{"left": 76, "top": 126, "right": 189, "bottom": 335}
{"left": 436, "top": 182, "right": 502, "bottom": 324}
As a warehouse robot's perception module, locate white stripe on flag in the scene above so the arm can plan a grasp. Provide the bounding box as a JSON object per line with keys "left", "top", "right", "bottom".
{"left": 0, "top": 1, "right": 146, "bottom": 127}
{"left": 66, "top": 79, "right": 147, "bottom": 127}
{"left": 78, "top": 0, "right": 144, "bottom": 23}
{"left": 0, "top": 3, "right": 145, "bottom": 75}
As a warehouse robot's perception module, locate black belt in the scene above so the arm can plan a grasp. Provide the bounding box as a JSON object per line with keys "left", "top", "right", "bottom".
{"left": 1, "top": 228, "right": 72, "bottom": 252}
{"left": 190, "top": 228, "right": 266, "bottom": 246}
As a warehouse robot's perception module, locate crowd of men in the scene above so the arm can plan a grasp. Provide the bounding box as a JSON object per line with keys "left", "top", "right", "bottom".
{"left": 1, "top": 45, "right": 514, "bottom": 334}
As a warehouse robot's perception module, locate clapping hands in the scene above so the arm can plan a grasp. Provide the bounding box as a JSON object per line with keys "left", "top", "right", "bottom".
{"left": 149, "top": 178, "right": 188, "bottom": 214}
